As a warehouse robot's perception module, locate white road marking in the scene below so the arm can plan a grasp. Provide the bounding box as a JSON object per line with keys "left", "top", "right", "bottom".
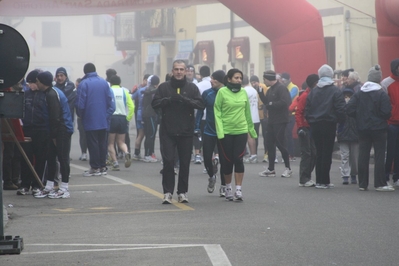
{"left": 24, "top": 243, "right": 232, "bottom": 265}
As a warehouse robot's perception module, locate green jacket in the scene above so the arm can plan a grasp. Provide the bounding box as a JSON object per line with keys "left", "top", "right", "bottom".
{"left": 214, "top": 86, "right": 257, "bottom": 139}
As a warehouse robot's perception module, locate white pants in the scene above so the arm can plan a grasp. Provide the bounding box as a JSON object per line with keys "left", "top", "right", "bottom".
{"left": 339, "top": 141, "right": 359, "bottom": 177}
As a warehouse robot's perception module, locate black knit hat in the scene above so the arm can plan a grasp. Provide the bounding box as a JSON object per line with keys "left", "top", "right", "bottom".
{"left": 250, "top": 75, "right": 259, "bottom": 83}
{"left": 37, "top": 71, "right": 53, "bottom": 86}
{"left": 263, "top": 70, "right": 276, "bottom": 81}
{"left": 281, "top": 72, "right": 290, "bottom": 80}
{"left": 150, "top": 75, "right": 160, "bottom": 86}
{"left": 26, "top": 70, "right": 40, "bottom": 83}
{"left": 211, "top": 70, "right": 225, "bottom": 84}
{"left": 56, "top": 67, "right": 67, "bottom": 77}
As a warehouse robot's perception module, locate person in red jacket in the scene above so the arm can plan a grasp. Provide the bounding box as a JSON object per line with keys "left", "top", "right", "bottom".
{"left": 381, "top": 58, "right": 399, "bottom": 186}
{"left": 296, "top": 74, "right": 318, "bottom": 187}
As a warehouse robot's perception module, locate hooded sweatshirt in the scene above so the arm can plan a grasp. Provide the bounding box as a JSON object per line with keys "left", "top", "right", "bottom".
{"left": 305, "top": 65, "right": 346, "bottom": 124}
{"left": 346, "top": 82, "right": 391, "bottom": 132}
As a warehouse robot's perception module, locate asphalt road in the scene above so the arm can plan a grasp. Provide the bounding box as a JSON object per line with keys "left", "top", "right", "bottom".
{"left": 1, "top": 132, "right": 398, "bottom": 266}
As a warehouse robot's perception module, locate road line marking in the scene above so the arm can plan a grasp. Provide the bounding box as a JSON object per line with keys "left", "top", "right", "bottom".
{"left": 204, "top": 244, "right": 233, "bottom": 266}
{"left": 31, "top": 209, "right": 185, "bottom": 217}
{"left": 23, "top": 243, "right": 233, "bottom": 265}
{"left": 71, "top": 163, "right": 194, "bottom": 211}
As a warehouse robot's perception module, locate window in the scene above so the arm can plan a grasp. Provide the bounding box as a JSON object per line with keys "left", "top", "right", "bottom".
{"left": 42, "top": 22, "right": 61, "bottom": 47}
{"left": 93, "top": 15, "right": 114, "bottom": 36}
{"left": 264, "top": 56, "right": 272, "bottom": 71}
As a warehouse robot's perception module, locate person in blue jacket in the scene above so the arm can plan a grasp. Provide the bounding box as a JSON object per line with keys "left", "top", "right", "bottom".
{"left": 195, "top": 70, "right": 226, "bottom": 197}
{"left": 75, "top": 63, "right": 116, "bottom": 176}
{"left": 34, "top": 71, "right": 74, "bottom": 199}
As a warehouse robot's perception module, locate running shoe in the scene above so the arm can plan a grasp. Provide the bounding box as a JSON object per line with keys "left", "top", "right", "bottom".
{"left": 207, "top": 175, "right": 216, "bottom": 193}
{"left": 125, "top": 153, "right": 132, "bottom": 168}
{"left": 48, "top": 189, "right": 70, "bottom": 199}
{"left": 162, "top": 193, "right": 172, "bottom": 204}
{"left": 225, "top": 188, "right": 233, "bottom": 201}
{"left": 178, "top": 193, "right": 189, "bottom": 203}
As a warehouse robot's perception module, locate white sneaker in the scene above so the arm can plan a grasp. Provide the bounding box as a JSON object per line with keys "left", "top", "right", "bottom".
{"left": 392, "top": 180, "right": 399, "bottom": 187}
{"left": 315, "top": 183, "right": 335, "bottom": 189}
{"left": 219, "top": 185, "right": 226, "bottom": 197}
{"left": 202, "top": 168, "right": 208, "bottom": 174}
{"left": 281, "top": 168, "right": 293, "bottom": 178}
{"left": 162, "top": 193, "right": 172, "bottom": 204}
{"left": 83, "top": 168, "right": 101, "bottom": 177}
{"left": 234, "top": 189, "right": 243, "bottom": 201}
{"left": 48, "top": 189, "right": 70, "bottom": 199}
{"left": 178, "top": 193, "right": 189, "bottom": 203}
{"left": 34, "top": 188, "right": 56, "bottom": 198}
{"left": 194, "top": 155, "right": 202, "bottom": 164}
{"left": 259, "top": 168, "right": 276, "bottom": 177}
{"left": 299, "top": 180, "right": 316, "bottom": 187}
{"left": 225, "top": 188, "right": 233, "bottom": 201}
{"left": 248, "top": 155, "right": 258, "bottom": 163}
{"left": 79, "top": 153, "right": 87, "bottom": 161}
{"left": 274, "top": 157, "right": 278, "bottom": 163}
{"left": 207, "top": 175, "right": 216, "bottom": 193}
{"left": 143, "top": 156, "right": 157, "bottom": 163}
{"left": 376, "top": 186, "right": 395, "bottom": 192}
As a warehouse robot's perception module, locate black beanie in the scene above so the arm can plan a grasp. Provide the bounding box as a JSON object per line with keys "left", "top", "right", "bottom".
{"left": 150, "top": 75, "right": 160, "bottom": 86}
{"left": 211, "top": 70, "right": 225, "bottom": 84}
{"left": 37, "top": 71, "right": 54, "bottom": 86}
{"left": 250, "top": 75, "right": 259, "bottom": 83}
{"left": 56, "top": 67, "right": 67, "bottom": 77}
{"left": 263, "top": 71, "right": 276, "bottom": 81}
{"left": 26, "top": 70, "right": 40, "bottom": 83}
{"left": 84, "top": 63, "right": 96, "bottom": 74}
{"left": 306, "top": 74, "right": 319, "bottom": 88}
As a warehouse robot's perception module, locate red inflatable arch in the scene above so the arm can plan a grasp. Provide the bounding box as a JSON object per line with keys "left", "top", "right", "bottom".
{"left": 0, "top": 0, "right": 327, "bottom": 83}
{"left": 220, "top": 0, "right": 327, "bottom": 84}
{"left": 375, "top": 0, "right": 399, "bottom": 77}
{"left": 2, "top": 0, "right": 399, "bottom": 81}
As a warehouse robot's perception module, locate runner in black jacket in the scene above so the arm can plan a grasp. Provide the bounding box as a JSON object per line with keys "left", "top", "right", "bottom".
{"left": 152, "top": 60, "right": 204, "bottom": 204}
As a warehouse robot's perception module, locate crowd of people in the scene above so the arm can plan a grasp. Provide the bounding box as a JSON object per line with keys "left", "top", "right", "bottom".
{"left": 3, "top": 58, "right": 399, "bottom": 202}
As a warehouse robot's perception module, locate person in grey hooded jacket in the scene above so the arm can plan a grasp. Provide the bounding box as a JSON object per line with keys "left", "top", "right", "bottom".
{"left": 305, "top": 64, "right": 346, "bottom": 188}
{"left": 346, "top": 65, "right": 394, "bottom": 192}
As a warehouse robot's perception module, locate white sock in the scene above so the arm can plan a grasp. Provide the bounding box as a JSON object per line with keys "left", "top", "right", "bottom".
{"left": 60, "top": 182, "right": 68, "bottom": 191}
{"left": 226, "top": 183, "right": 232, "bottom": 190}
{"left": 236, "top": 185, "right": 242, "bottom": 191}
{"left": 250, "top": 154, "right": 257, "bottom": 158}
{"left": 45, "top": 181, "right": 54, "bottom": 191}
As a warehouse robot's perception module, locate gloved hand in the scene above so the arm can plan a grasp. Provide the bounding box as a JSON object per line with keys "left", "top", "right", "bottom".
{"left": 171, "top": 93, "right": 183, "bottom": 102}
{"left": 194, "top": 129, "right": 202, "bottom": 141}
{"left": 297, "top": 127, "right": 307, "bottom": 137}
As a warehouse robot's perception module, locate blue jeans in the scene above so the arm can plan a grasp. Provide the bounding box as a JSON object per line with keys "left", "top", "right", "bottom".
{"left": 385, "top": 125, "right": 399, "bottom": 182}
